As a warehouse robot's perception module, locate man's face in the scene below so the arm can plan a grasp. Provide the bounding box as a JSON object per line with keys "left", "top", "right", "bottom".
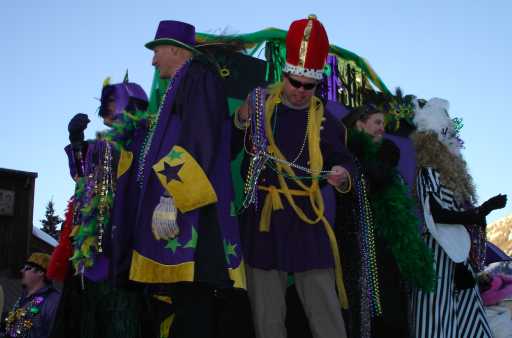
{"left": 282, "top": 74, "right": 318, "bottom": 108}
{"left": 356, "top": 113, "right": 385, "bottom": 142}
{"left": 20, "top": 264, "right": 44, "bottom": 289}
{"left": 152, "top": 45, "right": 180, "bottom": 79}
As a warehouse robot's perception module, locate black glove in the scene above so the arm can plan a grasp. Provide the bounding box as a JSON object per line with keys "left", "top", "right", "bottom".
{"left": 479, "top": 194, "right": 507, "bottom": 216}
{"left": 378, "top": 139, "right": 400, "bottom": 168}
{"left": 68, "top": 113, "right": 90, "bottom": 145}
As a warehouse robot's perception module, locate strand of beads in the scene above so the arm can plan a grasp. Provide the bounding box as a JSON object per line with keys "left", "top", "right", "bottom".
{"left": 264, "top": 153, "right": 334, "bottom": 176}
{"left": 96, "top": 142, "right": 114, "bottom": 253}
{"left": 5, "top": 295, "right": 45, "bottom": 337}
{"left": 136, "top": 87, "right": 169, "bottom": 188}
{"left": 136, "top": 61, "right": 190, "bottom": 188}
{"left": 354, "top": 167, "right": 382, "bottom": 317}
{"left": 240, "top": 87, "right": 334, "bottom": 213}
{"left": 271, "top": 103, "right": 310, "bottom": 166}
{"left": 241, "top": 88, "right": 268, "bottom": 211}
{"left": 266, "top": 160, "right": 332, "bottom": 180}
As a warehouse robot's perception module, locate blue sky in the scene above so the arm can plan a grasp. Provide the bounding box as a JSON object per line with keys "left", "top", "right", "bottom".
{"left": 1, "top": 0, "right": 510, "bottom": 226}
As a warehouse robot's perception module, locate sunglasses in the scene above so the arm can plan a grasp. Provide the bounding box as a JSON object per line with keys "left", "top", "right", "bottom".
{"left": 285, "top": 74, "right": 317, "bottom": 91}
{"left": 21, "top": 265, "right": 36, "bottom": 272}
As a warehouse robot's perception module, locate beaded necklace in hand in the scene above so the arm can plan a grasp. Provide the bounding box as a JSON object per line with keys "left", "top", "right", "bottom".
{"left": 246, "top": 101, "right": 334, "bottom": 178}
{"left": 240, "top": 88, "right": 334, "bottom": 212}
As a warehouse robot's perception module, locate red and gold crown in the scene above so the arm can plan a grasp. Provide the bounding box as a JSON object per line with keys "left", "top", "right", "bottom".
{"left": 283, "top": 15, "right": 329, "bottom": 80}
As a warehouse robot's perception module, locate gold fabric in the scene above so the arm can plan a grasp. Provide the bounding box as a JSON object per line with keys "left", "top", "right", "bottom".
{"left": 153, "top": 145, "right": 218, "bottom": 213}
{"left": 129, "top": 250, "right": 194, "bottom": 283}
{"left": 229, "top": 260, "right": 247, "bottom": 289}
{"left": 298, "top": 19, "right": 314, "bottom": 67}
{"left": 117, "top": 149, "right": 133, "bottom": 178}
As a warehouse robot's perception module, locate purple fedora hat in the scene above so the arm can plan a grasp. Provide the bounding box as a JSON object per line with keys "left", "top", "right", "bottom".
{"left": 145, "top": 20, "right": 198, "bottom": 52}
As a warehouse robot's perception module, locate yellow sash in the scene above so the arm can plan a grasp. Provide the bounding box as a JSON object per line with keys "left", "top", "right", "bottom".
{"left": 254, "top": 83, "right": 348, "bottom": 308}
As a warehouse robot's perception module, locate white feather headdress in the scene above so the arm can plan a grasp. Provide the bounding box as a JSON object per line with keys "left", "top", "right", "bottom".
{"left": 413, "top": 98, "right": 463, "bottom": 156}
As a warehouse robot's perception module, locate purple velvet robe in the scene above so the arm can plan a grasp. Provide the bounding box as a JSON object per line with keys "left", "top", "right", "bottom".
{"left": 65, "top": 139, "right": 117, "bottom": 282}
{"left": 110, "top": 59, "right": 243, "bottom": 287}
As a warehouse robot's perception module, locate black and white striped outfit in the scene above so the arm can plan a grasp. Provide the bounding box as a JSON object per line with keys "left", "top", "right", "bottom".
{"left": 411, "top": 167, "right": 493, "bottom": 338}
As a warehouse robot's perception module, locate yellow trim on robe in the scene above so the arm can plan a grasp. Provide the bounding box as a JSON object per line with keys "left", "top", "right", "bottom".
{"left": 117, "top": 149, "right": 133, "bottom": 178}
{"left": 153, "top": 295, "right": 173, "bottom": 304}
{"left": 129, "top": 250, "right": 195, "bottom": 283}
{"left": 153, "top": 145, "right": 218, "bottom": 213}
{"left": 130, "top": 252, "right": 246, "bottom": 288}
{"left": 160, "top": 314, "right": 175, "bottom": 338}
{"left": 228, "top": 260, "right": 247, "bottom": 290}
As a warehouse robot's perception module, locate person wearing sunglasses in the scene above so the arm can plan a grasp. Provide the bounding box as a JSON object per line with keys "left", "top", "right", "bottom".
{"left": 3, "top": 253, "right": 60, "bottom": 338}
{"left": 233, "top": 15, "right": 353, "bottom": 338}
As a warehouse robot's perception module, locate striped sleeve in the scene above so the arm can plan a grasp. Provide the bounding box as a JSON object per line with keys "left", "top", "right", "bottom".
{"left": 417, "top": 167, "right": 443, "bottom": 211}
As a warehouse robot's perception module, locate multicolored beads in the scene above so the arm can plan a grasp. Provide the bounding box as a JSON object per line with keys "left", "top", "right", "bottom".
{"left": 354, "top": 168, "right": 382, "bottom": 318}
{"left": 5, "top": 295, "right": 46, "bottom": 337}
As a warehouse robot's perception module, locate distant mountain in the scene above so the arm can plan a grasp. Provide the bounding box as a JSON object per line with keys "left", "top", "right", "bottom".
{"left": 487, "top": 214, "right": 512, "bottom": 256}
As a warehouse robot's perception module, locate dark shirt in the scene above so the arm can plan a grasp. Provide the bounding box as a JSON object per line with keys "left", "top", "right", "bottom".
{"left": 3, "top": 285, "right": 60, "bottom": 338}
{"left": 237, "top": 90, "right": 355, "bottom": 272}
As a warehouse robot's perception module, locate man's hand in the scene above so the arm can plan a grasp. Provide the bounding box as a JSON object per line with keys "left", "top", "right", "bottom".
{"left": 327, "top": 165, "right": 349, "bottom": 187}
{"left": 238, "top": 101, "right": 250, "bottom": 122}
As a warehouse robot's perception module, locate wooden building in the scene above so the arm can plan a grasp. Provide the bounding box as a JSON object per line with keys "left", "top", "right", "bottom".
{"left": 0, "top": 167, "right": 49, "bottom": 314}
{"left": 0, "top": 168, "right": 38, "bottom": 276}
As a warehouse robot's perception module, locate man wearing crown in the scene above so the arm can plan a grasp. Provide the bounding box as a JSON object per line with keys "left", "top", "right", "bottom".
{"left": 234, "top": 16, "right": 352, "bottom": 338}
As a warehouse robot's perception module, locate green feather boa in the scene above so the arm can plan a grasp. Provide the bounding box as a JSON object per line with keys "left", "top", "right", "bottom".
{"left": 103, "top": 110, "right": 149, "bottom": 152}
{"left": 349, "top": 129, "right": 436, "bottom": 291}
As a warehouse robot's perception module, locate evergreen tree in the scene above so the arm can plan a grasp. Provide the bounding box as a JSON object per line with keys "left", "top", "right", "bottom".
{"left": 40, "top": 199, "right": 63, "bottom": 240}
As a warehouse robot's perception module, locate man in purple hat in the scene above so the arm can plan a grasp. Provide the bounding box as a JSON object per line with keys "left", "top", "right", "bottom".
{"left": 109, "top": 20, "right": 245, "bottom": 338}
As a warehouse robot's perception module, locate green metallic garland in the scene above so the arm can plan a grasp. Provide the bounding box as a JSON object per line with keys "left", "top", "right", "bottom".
{"left": 195, "top": 28, "right": 390, "bottom": 95}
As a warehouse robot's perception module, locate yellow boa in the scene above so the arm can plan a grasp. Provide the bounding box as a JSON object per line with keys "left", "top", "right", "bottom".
{"left": 258, "top": 83, "right": 348, "bottom": 309}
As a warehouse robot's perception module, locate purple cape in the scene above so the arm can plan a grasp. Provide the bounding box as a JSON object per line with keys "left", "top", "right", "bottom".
{"left": 110, "top": 59, "right": 243, "bottom": 287}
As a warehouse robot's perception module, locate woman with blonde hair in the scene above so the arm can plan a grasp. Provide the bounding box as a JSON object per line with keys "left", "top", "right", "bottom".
{"left": 411, "top": 98, "right": 507, "bottom": 337}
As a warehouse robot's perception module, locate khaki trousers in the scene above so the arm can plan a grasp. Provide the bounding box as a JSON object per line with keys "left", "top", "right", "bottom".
{"left": 246, "top": 266, "right": 347, "bottom": 338}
